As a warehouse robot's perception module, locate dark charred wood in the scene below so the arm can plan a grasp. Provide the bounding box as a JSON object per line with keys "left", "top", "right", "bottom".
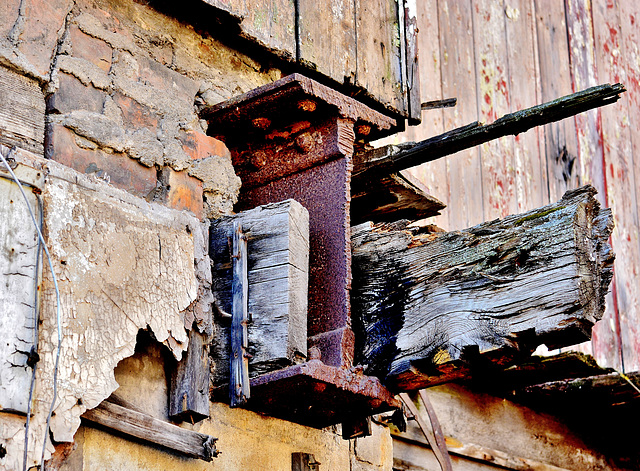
{"left": 351, "top": 186, "right": 614, "bottom": 391}
{"left": 353, "top": 83, "right": 625, "bottom": 180}
{"left": 350, "top": 171, "right": 445, "bottom": 224}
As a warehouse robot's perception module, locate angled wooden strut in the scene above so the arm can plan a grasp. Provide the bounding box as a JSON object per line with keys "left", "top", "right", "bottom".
{"left": 351, "top": 186, "right": 614, "bottom": 391}
{"left": 353, "top": 83, "right": 625, "bottom": 180}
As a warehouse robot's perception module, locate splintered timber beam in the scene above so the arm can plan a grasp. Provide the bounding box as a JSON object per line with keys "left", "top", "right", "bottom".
{"left": 82, "top": 401, "right": 219, "bottom": 461}
{"left": 351, "top": 186, "right": 614, "bottom": 391}
{"left": 353, "top": 83, "right": 625, "bottom": 179}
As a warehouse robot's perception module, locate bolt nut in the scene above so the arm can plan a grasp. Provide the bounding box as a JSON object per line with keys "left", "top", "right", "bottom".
{"left": 295, "top": 132, "right": 315, "bottom": 153}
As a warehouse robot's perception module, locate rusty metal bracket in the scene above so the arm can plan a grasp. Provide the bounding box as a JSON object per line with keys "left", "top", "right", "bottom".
{"left": 204, "top": 74, "right": 401, "bottom": 428}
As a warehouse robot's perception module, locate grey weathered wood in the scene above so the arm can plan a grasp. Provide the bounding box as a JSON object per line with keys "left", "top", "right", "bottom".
{"left": 355, "top": 0, "right": 406, "bottom": 114}
{"left": 169, "top": 329, "right": 210, "bottom": 423}
{"left": 82, "top": 400, "right": 218, "bottom": 461}
{"left": 210, "top": 199, "right": 309, "bottom": 385}
{"left": 297, "top": 0, "right": 357, "bottom": 85}
{"left": 0, "top": 65, "right": 45, "bottom": 155}
{"left": 230, "top": 221, "right": 250, "bottom": 407}
{"left": 350, "top": 171, "right": 445, "bottom": 224}
{"left": 201, "top": 0, "right": 296, "bottom": 60}
{"left": 353, "top": 83, "right": 625, "bottom": 181}
{"left": 403, "top": 0, "right": 421, "bottom": 124}
{"left": 352, "top": 186, "right": 614, "bottom": 391}
{"left": 0, "top": 155, "right": 42, "bottom": 414}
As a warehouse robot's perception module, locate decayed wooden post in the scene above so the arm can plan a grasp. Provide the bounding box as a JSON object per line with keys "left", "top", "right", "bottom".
{"left": 352, "top": 186, "right": 614, "bottom": 391}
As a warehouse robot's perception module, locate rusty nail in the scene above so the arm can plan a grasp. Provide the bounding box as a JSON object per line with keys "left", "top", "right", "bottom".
{"left": 297, "top": 99, "right": 317, "bottom": 112}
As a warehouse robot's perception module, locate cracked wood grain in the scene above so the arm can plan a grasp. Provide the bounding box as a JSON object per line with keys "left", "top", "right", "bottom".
{"left": 352, "top": 186, "right": 614, "bottom": 391}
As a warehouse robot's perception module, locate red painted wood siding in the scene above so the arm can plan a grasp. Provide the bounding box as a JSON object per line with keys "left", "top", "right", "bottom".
{"left": 388, "top": 0, "right": 640, "bottom": 373}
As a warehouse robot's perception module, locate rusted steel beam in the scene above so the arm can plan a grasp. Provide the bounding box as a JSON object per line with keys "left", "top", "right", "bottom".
{"left": 353, "top": 83, "right": 625, "bottom": 180}
{"left": 212, "top": 348, "right": 401, "bottom": 429}
{"left": 203, "top": 73, "right": 401, "bottom": 428}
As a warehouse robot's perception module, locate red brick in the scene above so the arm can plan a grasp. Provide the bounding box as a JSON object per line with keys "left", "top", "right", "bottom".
{"left": 177, "top": 130, "right": 230, "bottom": 161}
{"left": 69, "top": 25, "right": 112, "bottom": 73}
{"left": 164, "top": 168, "right": 203, "bottom": 219}
{"left": 47, "top": 124, "right": 157, "bottom": 199}
{"left": 47, "top": 72, "right": 106, "bottom": 114}
{"left": 19, "top": 0, "right": 75, "bottom": 77}
{"left": 0, "top": 0, "right": 21, "bottom": 39}
{"left": 114, "top": 92, "right": 159, "bottom": 130}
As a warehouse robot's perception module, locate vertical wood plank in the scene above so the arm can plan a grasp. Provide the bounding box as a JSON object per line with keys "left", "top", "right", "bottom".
{"left": 404, "top": 0, "right": 422, "bottom": 123}
{"left": 0, "top": 171, "right": 40, "bottom": 414}
{"left": 402, "top": 0, "right": 449, "bottom": 229}
{"left": 355, "top": 0, "right": 406, "bottom": 114}
{"left": 504, "top": 0, "right": 547, "bottom": 212}
{"left": 230, "top": 221, "right": 250, "bottom": 407}
{"left": 438, "top": 0, "right": 483, "bottom": 229}
{"left": 297, "top": 0, "right": 357, "bottom": 85}
{"left": 616, "top": 0, "right": 640, "bottom": 372}
{"left": 169, "top": 329, "right": 210, "bottom": 422}
{"left": 210, "top": 200, "right": 309, "bottom": 384}
{"left": 534, "top": 0, "right": 581, "bottom": 202}
{"left": 473, "top": 0, "right": 518, "bottom": 220}
{"left": 565, "top": 0, "right": 606, "bottom": 201}
{"left": 589, "top": 0, "right": 629, "bottom": 372}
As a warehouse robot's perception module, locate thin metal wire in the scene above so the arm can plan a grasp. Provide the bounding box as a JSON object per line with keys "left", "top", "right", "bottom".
{"left": 0, "top": 149, "right": 63, "bottom": 469}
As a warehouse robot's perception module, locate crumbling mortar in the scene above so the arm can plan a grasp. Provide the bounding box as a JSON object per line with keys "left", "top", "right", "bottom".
{"left": 45, "top": 2, "right": 78, "bottom": 96}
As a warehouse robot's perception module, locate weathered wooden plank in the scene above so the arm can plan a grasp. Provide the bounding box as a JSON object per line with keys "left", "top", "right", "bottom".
{"left": 210, "top": 199, "right": 309, "bottom": 385}
{"left": 401, "top": 0, "right": 449, "bottom": 229}
{"left": 352, "top": 186, "right": 614, "bottom": 391}
{"left": 297, "top": 0, "right": 356, "bottom": 86}
{"left": 504, "top": 0, "right": 547, "bottom": 212}
{"left": 82, "top": 400, "right": 218, "bottom": 461}
{"left": 566, "top": 0, "right": 605, "bottom": 200}
{"left": 521, "top": 372, "right": 640, "bottom": 407}
{"left": 169, "top": 329, "right": 210, "bottom": 423}
{"left": 404, "top": 0, "right": 421, "bottom": 124}
{"left": 534, "top": 0, "right": 581, "bottom": 202}
{"left": 355, "top": 0, "right": 405, "bottom": 114}
{"left": 0, "top": 65, "right": 45, "bottom": 155}
{"left": 438, "top": 0, "right": 483, "bottom": 229}
{"left": 352, "top": 84, "right": 625, "bottom": 180}
{"left": 230, "top": 221, "right": 250, "bottom": 407}
{"left": 201, "top": 0, "right": 296, "bottom": 60}
{"left": 473, "top": 0, "right": 518, "bottom": 221}
{"left": 614, "top": 0, "right": 640, "bottom": 373}
{"left": 0, "top": 158, "right": 41, "bottom": 414}
{"left": 350, "top": 171, "right": 445, "bottom": 224}
{"left": 590, "top": 0, "right": 640, "bottom": 372}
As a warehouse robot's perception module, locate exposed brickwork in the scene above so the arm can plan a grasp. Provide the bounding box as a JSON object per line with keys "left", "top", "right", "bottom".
{"left": 47, "top": 72, "right": 107, "bottom": 114}
{"left": 68, "top": 24, "right": 113, "bottom": 73}
{"left": 178, "top": 129, "right": 230, "bottom": 161}
{"left": 47, "top": 123, "right": 157, "bottom": 199}
{"left": 165, "top": 168, "right": 204, "bottom": 218}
